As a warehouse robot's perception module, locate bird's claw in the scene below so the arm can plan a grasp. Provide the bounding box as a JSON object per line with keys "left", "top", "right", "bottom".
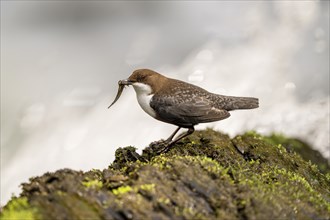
{"left": 156, "top": 145, "right": 171, "bottom": 154}
{"left": 147, "top": 139, "right": 172, "bottom": 155}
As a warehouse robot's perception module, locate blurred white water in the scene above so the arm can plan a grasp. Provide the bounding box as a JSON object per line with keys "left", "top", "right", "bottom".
{"left": 1, "top": 1, "right": 329, "bottom": 205}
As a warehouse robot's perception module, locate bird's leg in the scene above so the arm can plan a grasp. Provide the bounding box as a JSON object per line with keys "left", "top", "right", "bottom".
{"left": 165, "top": 127, "right": 181, "bottom": 143}
{"left": 160, "top": 127, "right": 195, "bottom": 154}
{"left": 169, "top": 127, "right": 195, "bottom": 146}
{"left": 149, "top": 127, "right": 181, "bottom": 151}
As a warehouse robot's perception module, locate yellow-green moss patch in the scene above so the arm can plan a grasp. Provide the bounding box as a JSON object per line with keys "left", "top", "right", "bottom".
{"left": 112, "top": 185, "right": 133, "bottom": 196}
{"left": 82, "top": 178, "right": 103, "bottom": 189}
{"left": 0, "top": 197, "right": 39, "bottom": 220}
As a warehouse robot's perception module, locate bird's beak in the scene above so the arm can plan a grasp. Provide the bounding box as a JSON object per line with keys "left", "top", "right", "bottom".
{"left": 119, "top": 79, "right": 133, "bottom": 86}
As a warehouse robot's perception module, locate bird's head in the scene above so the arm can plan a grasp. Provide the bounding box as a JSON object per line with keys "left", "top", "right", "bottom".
{"left": 121, "top": 69, "right": 167, "bottom": 94}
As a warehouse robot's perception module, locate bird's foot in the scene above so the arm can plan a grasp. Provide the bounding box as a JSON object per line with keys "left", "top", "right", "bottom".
{"left": 149, "top": 139, "right": 168, "bottom": 148}
{"left": 141, "top": 140, "right": 168, "bottom": 160}
{"left": 156, "top": 144, "right": 172, "bottom": 154}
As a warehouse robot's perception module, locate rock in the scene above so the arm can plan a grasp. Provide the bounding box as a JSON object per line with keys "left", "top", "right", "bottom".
{"left": 1, "top": 129, "right": 329, "bottom": 220}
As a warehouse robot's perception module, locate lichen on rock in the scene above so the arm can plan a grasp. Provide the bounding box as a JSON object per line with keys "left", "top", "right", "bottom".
{"left": 1, "top": 129, "right": 329, "bottom": 220}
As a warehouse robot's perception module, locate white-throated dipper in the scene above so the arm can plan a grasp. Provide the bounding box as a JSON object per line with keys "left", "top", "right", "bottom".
{"left": 109, "top": 69, "right": 259, "bottom": 153}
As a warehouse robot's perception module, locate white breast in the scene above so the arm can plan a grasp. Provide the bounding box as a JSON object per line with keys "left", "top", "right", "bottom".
{"left": 132, "top": 82, "right": 157, "bottom": 118}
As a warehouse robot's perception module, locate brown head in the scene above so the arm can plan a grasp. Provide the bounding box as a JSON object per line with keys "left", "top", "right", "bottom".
{"left": 122, "top": 69, "right": 168, "bottom": 94}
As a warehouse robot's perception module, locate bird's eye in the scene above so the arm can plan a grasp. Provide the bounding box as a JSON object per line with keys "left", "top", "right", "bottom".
{"left": 137, "top": 75, "right": 146, "bottom": 82}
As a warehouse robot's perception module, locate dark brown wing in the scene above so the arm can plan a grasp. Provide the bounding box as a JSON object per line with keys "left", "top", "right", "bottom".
{"left": 150, "top": 94, "right": 230, "bottom": 127}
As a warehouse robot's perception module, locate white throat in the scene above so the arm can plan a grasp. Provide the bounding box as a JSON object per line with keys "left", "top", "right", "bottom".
{"left": 132, "top": 82, "right": 157, "bottom": 118}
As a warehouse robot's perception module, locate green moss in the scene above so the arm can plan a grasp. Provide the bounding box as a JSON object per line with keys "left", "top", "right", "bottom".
{"left": 139, "top": 183, "right": 155, "bottom": 192}
{"left": 150, "top": 155, "right": 172, "bottom": 170}
{"left": 82, "top": 178, "right": 103, "bottom": 189}
{"left": 326, "top": 173, "right": 330, "bottom": 181}
{"left": 244, "top": 130, "right": 263, "bottom": 139}
{"left": 2, "top": 129, "right": 330, "bottom": 219}
{"left": 231, "top": 156, "right": 330, "bottom": 217}
{"left": 263, "top": 133, "right": 330, "bottom": 173}
{"left": 157, "top": 197, "right": 171, "bottom": 205}
{"left": 0, "top": 197, "right": 39, "bottom": 220}
{"left": 112, "top": 185, "right": 132, "bottom": 196}
{"left": 112, "top": 183, "right": 155, "bottom": 197}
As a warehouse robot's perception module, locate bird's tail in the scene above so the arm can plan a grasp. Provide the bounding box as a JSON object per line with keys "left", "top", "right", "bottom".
{"left": 222, "top": 96, "right": 259, "bottom": 111}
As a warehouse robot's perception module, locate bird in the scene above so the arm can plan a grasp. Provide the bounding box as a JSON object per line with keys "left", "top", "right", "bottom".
{"left": 109, "top": 69, "right": 259, "bottom": 153}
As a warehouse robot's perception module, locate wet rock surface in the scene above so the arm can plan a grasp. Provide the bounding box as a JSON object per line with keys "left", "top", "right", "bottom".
{"left": 1, "top": 129, "right": 330, "bottom": 220}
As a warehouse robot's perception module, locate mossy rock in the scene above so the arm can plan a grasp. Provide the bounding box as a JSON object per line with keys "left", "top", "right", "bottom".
{"left": 1, "top": 129, "right": 329, "bottom": 220}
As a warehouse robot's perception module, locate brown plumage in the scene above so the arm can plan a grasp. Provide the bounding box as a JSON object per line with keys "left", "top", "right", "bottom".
{"left": 110, "top": 69, "right": 259, "bottom": 153}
